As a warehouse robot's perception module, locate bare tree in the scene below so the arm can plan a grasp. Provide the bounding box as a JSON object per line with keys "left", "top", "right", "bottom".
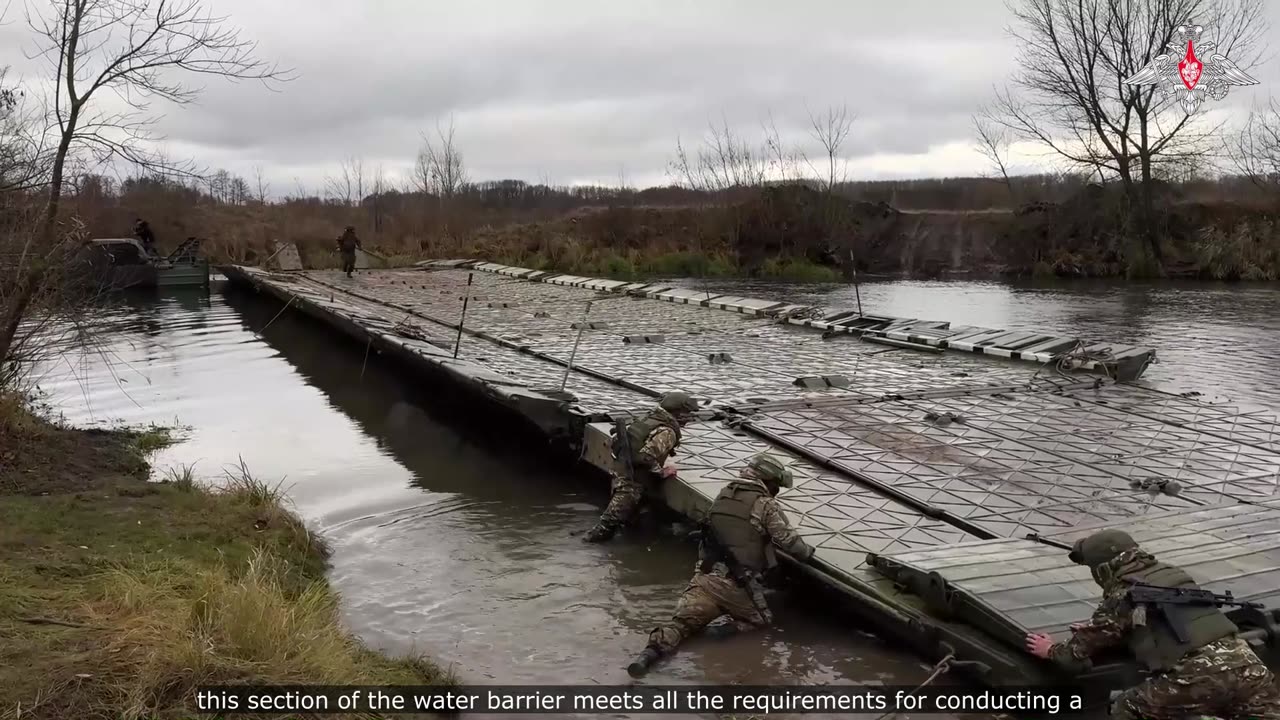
{"left": 805, "top": 104, "right": 854, "bottom": 193}
{"left": 803, "top": 105, "right": 856, "bottom": 261}
{"left": 973, "top": 111, "right": 1017, "bottom": 203}
{"left": 370, "top": 163, "right": 388, "bottom": 233}
{"left": 413, "top": 117, "right": 468, "bottom": 199}
{"left": 992, "top": 0, "right": 1266, "bottom": 261}
{"left": 669, "top": 117, "right": 769, "bottom": 193}
{"left": 252, "top": 164, "right": 270, "bottom": 204}
{"left": 0, "top": 67, "right": 46, "bottom": 193}
{"left": 325, "top": 155, "right": 367, "bottom": 207}
{"left": 1229, "top": 99, "right": 1280, "bottom": 192}
{"left": 28, "top": 0, "right": 289, "bottom": 239}
{"left": 2, "top": 0, "right": 287, "bottom": 370}
{"left": 763, "top": 112, "right": 801, "bottom": 183}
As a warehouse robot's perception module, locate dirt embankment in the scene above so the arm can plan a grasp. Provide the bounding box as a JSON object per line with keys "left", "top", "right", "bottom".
{"left": 1, "top": 398, "right": 451, "bottom": 720}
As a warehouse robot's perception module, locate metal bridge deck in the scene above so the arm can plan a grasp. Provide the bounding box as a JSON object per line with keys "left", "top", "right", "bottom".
{"left": 223, "top": 261, "right": 1280, "bottom": 683}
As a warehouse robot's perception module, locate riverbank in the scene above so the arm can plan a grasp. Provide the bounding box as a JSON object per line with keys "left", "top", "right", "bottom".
{"left": 0, "top": 395, "right": 451, "bottom": 720}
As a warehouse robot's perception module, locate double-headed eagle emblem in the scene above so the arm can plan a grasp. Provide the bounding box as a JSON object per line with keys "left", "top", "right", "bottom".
{"left": 1123, "top": 23, "right": 1259, "bottom": 115}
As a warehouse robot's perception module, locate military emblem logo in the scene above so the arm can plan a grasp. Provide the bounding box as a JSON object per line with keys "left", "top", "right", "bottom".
{"left": 1124, "top": 23, "right": 1259, "bottom": 115}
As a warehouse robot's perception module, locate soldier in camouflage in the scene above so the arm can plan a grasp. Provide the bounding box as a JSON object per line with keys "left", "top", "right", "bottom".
{"left": 626, "top": 453, "right": 815, "bottom": 677}
{"left": 582, "top": 391, "right": 700, "bottom": 543}
{"left": 1025, "top": 529, "right": 1280, "bottom": 720}
{"left": 336, "top": 226, "right": 362, "bottom": 278}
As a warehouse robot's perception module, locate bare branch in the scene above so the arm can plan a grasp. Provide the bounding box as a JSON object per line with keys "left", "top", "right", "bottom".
{"left": 413, "top": 116, "right": 468, "bottom": 199}
{"left": 24, "top": 0, "right": 290, "bottom": 241}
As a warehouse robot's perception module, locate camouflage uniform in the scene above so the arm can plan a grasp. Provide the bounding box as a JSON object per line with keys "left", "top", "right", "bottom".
{"left": 591, "top": 420, "right": 678, "bottom": 535}
{"left": 646, "top": 481, "right": 813, "bottom": 653}
{"left": 628, "top": 455, "right": 814, "bottom": 676}
{"left": 337, "top": 228, "right": 361, "bottom": 276}
{"left": 584, "top": 392, "right": 698, "bottom": 543}
{"left": 1047, "top": 544, "right": 1280, "bottom": 720}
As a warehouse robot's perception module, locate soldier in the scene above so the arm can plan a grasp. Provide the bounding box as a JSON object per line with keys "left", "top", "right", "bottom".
{"left": 1025, "top": 529, "right": 1280, "bottom": 720}
{"left": 627, "top": 453, "right": 815, "bottom": 677}
{"left": 134, "top": 218, "right": 157, "bottom": 257}
{"left": 581, "top": 391, "right": 700, "bottom": 543}
{"left": 336, "top": 226, "right": 362, "bottom": 278}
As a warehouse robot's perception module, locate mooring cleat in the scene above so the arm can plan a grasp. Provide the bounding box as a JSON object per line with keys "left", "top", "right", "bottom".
{"left": 627, "top": 647, "right": 661, "bottom": 678}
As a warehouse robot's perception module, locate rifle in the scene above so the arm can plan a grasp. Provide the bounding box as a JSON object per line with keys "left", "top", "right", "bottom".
{"left": 612, "top": 417, "right": 635, "bottom": 481}
{"left": 697, "top": 522, "right": 772, "bottom": 623}
{"left": 1127, "top": 582, "right": 1264, "bottom": 644}
{"left": 1025, "top": 533, "right": 1074, "bottom": 552}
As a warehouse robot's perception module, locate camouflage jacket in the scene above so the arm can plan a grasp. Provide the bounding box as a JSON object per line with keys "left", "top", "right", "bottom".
{"left": 1048, "top": 549, "right": 1260, "bottom": 674}
{"left": 695, "top": 478, "right": 814, "bottom": 579}
{"left": 633, "top": 424, "right": 678, "bottom": 476}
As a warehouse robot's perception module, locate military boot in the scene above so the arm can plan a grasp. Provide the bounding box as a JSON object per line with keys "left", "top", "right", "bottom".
{"left": 627, "top": 647, "right": 661, "bottom": 678}
{"left": 581, "top": 523, "right": 616, "bottom": 543}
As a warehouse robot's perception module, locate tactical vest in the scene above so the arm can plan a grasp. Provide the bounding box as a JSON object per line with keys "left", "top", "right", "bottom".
{"left": 1119, "top": 562, "right": 1238, "bottom": 672}
{"left": 620, "top": 410, "right": 681, "bottom": 470}
{"left": 705, "top": 481, "right": 771, "bottom": 573}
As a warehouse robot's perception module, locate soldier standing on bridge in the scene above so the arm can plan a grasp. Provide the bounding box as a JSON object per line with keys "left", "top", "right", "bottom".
{"left": 1025, "top": 530, "right": 1280, "bottom": 720}
{"left": 627, "top": 453, "right": 814, "bottom": 677}
{"left": 336, "top": 225, "right": 362, "bottom": 278}
{"left": 581, "top": 391, "right": 700, "bottom": 543}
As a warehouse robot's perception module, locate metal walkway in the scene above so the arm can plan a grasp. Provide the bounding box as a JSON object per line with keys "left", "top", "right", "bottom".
{"left": 223, "top": 260, "right": 1280, "bottom": 688}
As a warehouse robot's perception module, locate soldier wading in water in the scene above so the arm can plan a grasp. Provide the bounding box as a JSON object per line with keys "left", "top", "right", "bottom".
{"left": 581, "top": 391, "right": 699, "bottom": 543}
{"left": 1026, "top": 530, "right": 1280, "bottom": 720}
{"left": 627, "top": 453, "right": 814, "bottom": 677}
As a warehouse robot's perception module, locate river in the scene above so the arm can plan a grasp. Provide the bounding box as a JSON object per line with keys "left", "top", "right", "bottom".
{"left": 28, "top": 277, "right": 1280, "bottom": 717}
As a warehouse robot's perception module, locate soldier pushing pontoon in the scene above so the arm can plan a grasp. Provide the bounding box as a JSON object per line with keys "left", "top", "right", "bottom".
{"left": 627, "top": 452, "right": 814, "bottom": 677}
{"left": 1025, "top": 530, "right": 1280, "bottom": 720}
{"left": 581, "top": 391, "right": 699, "bottom": 543}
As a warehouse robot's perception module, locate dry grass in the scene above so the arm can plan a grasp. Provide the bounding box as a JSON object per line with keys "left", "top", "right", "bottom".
{"left": 0, "top": 411, "right": 451, "bottom": 720}
{"left": 1195, "top": 220, "right": 1280, "bottom": 281}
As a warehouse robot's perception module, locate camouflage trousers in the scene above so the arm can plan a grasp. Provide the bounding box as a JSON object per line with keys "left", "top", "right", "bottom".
{"left": 594, "top": 471, "right": 659, "bottom": 533}
{"left": 1111, "top": 661, "right": 1280, "bottom": 720}
{"left": 646, "top": 573, "right": 768, "bottom": 655}
{"left": 340, "top": 251, "right": 356, "bottom": 274}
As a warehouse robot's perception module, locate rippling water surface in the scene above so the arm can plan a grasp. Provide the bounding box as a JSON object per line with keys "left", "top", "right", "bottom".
{"left": 31, "top": 279, "right": 1280, "bottom": 718}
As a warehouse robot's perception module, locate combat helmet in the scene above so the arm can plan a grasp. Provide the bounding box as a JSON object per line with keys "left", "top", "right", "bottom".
{"left": 658, "top": 391, "right": 699, "bottom": 416}
{"left": 1068, "top": 529, "right": 1138, "bottom": 568}
{"left": 745, "top": 453, "right": 794, "bottom": 489}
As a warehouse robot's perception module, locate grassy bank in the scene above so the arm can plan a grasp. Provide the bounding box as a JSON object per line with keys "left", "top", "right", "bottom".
{"left": 0, "top": 397, "right": 451, "bottom": 720}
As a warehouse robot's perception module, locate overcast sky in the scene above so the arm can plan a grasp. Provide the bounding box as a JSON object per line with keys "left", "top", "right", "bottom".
{"left": 2, "top": 0, "right": 1279, "bottom": 195}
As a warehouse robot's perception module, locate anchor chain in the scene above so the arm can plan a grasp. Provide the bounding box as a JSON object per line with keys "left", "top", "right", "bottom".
{"left": 872, "top": 652, "right": 954, "bottom": 720}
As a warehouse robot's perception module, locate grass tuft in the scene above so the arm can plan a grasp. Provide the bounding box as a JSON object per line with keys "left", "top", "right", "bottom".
{"left": 220, "top": 456, "right": 288, "bottom": 507}
{"left": 160, "top": 463, "right": 198, "bottom": 492}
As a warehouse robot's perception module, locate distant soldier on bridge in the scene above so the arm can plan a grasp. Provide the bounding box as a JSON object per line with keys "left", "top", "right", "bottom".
{"left": 581, "top": 391, "right": 699, "bottom": 543}
{"left": 336, "top": 225, "right": 362, "bottom": 278}
{"left": 627, "top": 452, "right": 814, "bottom": 677}
{"left": 1026, "top": 530, "right": 1280, "bottom": 720}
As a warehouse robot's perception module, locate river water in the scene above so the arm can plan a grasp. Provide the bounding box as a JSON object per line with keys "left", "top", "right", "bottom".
{"left": 28, "top": 278, "right": 1280, "bottom": 717}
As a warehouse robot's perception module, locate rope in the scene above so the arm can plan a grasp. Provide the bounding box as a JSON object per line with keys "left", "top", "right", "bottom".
{"left": 870, "top": 653, "right": 954, "bottom": 720}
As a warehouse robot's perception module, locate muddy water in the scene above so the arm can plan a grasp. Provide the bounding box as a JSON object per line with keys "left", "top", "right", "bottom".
{"left": 31, "top": 279, "right": 1280, "bottom": 718}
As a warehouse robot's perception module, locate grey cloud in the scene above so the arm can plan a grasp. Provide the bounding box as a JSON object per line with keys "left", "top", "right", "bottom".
{"left": 3, "top": 0, "right": 1277, "bottom": 189}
